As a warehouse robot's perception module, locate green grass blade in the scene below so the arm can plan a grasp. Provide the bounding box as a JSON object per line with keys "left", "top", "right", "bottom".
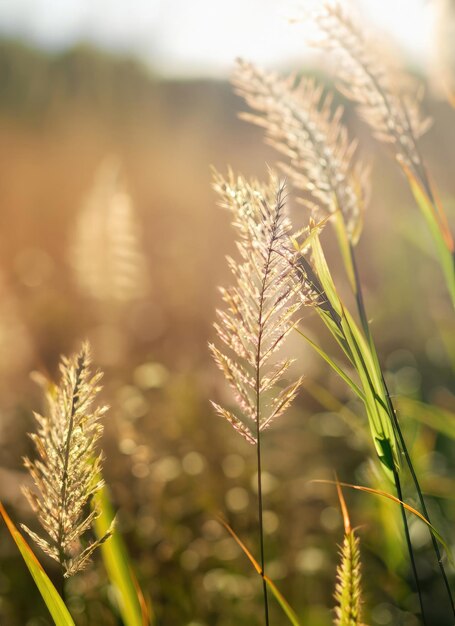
{"left": 0, "top": 502, "right": 75, "bottom": 626}
{"left": 310, "top": 229, "right": 342, "bottom": 316}
{"left": 396, "top": 397, "right": 455, "bottom": 440}
{"left": 264, "top": 575, "right": 303, "bottom": 626}
{"left": 309, "top": 231, "right": 399, "bottom": 474}
{"left": 295, "top": 327, "right": 365, "bottom": 401}
{"left": 93, "top": 485, "right": 151, "bottom": 626}
{"left": 406, "top": 171, "right": 455, "bottom": 308}
{"left": 316, "top": 308, "right": 355, "bottom": 365}
{"left": 217, "top": 517, "right": 303, "bottom": 626}
{"left": 292, "top": 215, "right": 330, "bottom": 253}
{"left": 332, "top": 210, "right": 356, "bottom": 293}
{"left": 301, "top": 378, "right": 369, "bottom": 444}
{"left": 339, "top": 307, "right": 398, "bottom": 475}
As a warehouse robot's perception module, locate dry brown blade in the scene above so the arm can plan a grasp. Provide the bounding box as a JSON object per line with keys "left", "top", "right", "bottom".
{"left": 130, "top": 568, "right": 152, "bottom": 626}
{"left": 216, "top": 516, "right": 303, "bottom": 626}
{"left": 311, "top": 479, "right": 452, "bottom": 560}
{"left": 314, "top": 479, "right": 428, "bottom": 522}
{"left": 335, "top": 477, "right": 351, "bottom": 535}
{"left": 216, "top": 515, "right": 262, "bottom": 574}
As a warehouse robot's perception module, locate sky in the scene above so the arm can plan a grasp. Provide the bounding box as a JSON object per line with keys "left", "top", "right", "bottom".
{"left": 0, "top": 0, "right": 434, "bottom": 77}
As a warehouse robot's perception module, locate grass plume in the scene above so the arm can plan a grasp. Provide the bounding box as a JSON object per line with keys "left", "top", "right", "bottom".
{"left": 70, "top": 157, "right": 148, "bottom": 305}
{"left": 313, "top": 2, "right": 455, "bottom": 308}
{"left": 210, "top": 170, "right": 309, "bottom": 626}
{"left": 314, "top": 2, "right": 432, "bottom": 182}
{"left": 210, "top": 170, "right": 306, "bottom": 444}
{"left": 22, "top": 342, "right": 113, "bottom": 577}
{"left": 233, "top": 59, "right": 370, "bottom": 243}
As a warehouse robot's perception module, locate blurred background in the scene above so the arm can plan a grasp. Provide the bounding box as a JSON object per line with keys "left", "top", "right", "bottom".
{"left": 0, "top": 1, "right": 454, "bottom": 625}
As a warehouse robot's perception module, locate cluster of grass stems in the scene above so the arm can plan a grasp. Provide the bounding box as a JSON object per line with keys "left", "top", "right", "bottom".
{"left": 1, "top": 2, "right": 454, "bottom": 626}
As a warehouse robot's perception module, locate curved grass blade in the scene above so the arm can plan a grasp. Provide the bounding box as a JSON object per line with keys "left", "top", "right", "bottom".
{"left": 93, "top": 485, "right": 152, "bottom": 626}
{"left": 291, "top": 215, "right": 331, "bottom": 253}
{"left": 310, "top": 229, "right": 399, "bottom": 475}
{"left": 263, "top": 575, "right": 303, "bottom": 626}
{"left": 301, "top": 378, "right": 369, "bottom": 443}
{"left": 0, "top": 501, "right": 75, "bottom": 626}
{"left": 396, "top": 398, "right": 455, "bottom": 441}
{"left": 310, "top": 227, "right": 342, "bottom": 316}
{"left": 295, "top": 327, "right": 364, "bottom": 401}
{"left": 339, "top": 305, "right": 398, "bottom": 475}
{"left": 404, "top": 166, "right": 455, "bottom": 308}
{"left": 312, "top": 480, "right": 452, "bottom": 563}
{"left": 332, "top": 209, "right": 356, "bottom": 293}
{"left": 217, "top": 517, "right": 303, "bottom": 626}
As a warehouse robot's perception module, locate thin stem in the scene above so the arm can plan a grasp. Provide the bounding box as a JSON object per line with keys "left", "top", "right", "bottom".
{"left": 338, "top": 302, "right": 426, "bottom": 619}
{"left": 348, "top": 241, "right": 455, "bottom": 618}
{"left": 256, "top": 421, "right": 270, "bottom": 626}
{"left": 253, "top": 196, "right": 284, "bottom": 626}
{"left": 393, "top": 469, "right": 427, "bottom": 625}
{"left": 382, "top": 372, "right": 455, "bottom": 618}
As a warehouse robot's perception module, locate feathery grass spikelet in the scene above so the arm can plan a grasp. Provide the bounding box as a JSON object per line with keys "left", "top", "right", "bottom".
{"left": 334, "top": 483, "right": 366, "bottom": 626}
{"left": 210, "top": 170, "right": 310, "bottom": 444}
{"left": 334, "top": 531, "right": 364, "bottom": 626}
{"left": 22, "top": 342, "right": 113, "bottom": 577}
{"left": 233, "top": 59, "right": 370, "bottom": 242}
{"left": 314, "top": 2, "right": 432, "bottom": 183}
{"left": 70, "top": 156, "right": 148, "bottom": 304}
{"left": 314, "top": 1, "right": 455, "bottom": 278}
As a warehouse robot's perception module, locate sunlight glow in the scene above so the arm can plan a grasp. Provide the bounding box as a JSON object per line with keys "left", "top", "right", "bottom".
{"left": 0, "top": 0, "right": 432, "bottom": 76}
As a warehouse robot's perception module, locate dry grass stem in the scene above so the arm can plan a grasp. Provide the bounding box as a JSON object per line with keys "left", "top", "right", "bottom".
{"left": 22, "top": 342, "right": 113, "bottom": 577}
{"left": 233, "top": 59, "right": 370, "bottom": 242}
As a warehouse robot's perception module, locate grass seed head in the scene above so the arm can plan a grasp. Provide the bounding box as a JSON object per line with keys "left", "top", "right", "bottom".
{"left": 233, "top": 58, "right": 370, "bottom": 242}
{"left": 314, "top": 2, "right": 432, "bottom": 181}
{"left": 210, "top": 171, "right": 309, "bottom": 443}
{"left": 22, "top": 341, "right": 113, "bottom": 577}
{"left": 70, "top": 156, "right": 148, "bottom": 304}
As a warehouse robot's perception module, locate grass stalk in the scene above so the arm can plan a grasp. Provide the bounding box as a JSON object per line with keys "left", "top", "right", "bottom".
{"left": 253, "top": 189, "right": 278, "bottom": 626}
{"left": 347, "top": 238, "right": 455, "bottom": 619}
{"left": 339, "top": 298, "right": 427, "bottom": 620}
{"left": 383, "top": 372, "right": 455, "bottom": 618}
{"left": 298, "top": 228, "right": 435, "bottom": 621}
{"left": 393, "top": 468, "right": 427, "bottom": 624}
{"left": 255, "top": 430, "right": 270, "bottom": 626}
{"left": 211, "top": 174, "right": 306, "bottom": 624}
